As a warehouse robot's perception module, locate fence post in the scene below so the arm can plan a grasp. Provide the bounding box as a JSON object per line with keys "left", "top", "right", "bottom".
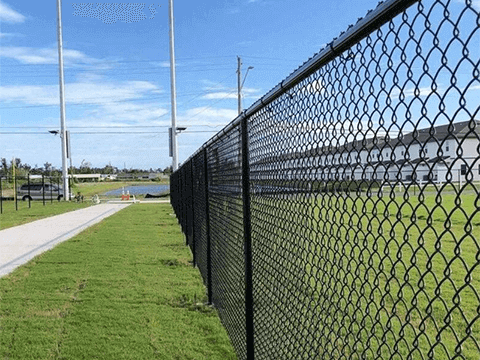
{"left": 190, "top": 160, "right": 196, "bottom": 267}
{"left": 0, "top": 176, "right": 3, "bottom": 214}
{"left": 28, "top": 174, "right": 31, "bottom": 208}
{"left": 14, "top": 173, "right": 17, "bottom": 211}
{"left": 50, "top": 177, "right": 53, "bottom": 204}
{"left": 42, "top": 175, "right": 45, "bottom": 206}
{"left": 181, "top": 169, "right": 187, "bottom": 244}
{"left": 241, "top": 116, "right": 255, "bottom": 359}
{"left": 203, "top": 148, "right": 213, "bottom": 305}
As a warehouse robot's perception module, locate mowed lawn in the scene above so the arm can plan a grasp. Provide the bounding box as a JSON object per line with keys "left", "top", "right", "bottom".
{"left": 0, "top": 201, "right": 92, "bottom": 230}
{"left": 0, "top": 180, "right": 169, "bottom": 230}
{"left": 0, "top": 203, "right": 236, "bottom": 360}
{"left": 249, "top": 185, "right": 480, "bottom": 359}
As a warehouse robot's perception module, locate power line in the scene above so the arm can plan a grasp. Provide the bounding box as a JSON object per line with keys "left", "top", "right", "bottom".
{"left": 186, "top": 89, "right": 238, "bottom": 121}
{"left": 0, "top": 124, "right": 225, "bottom": 129}
{"left": 0, "top": 96, "right": 167, "bottom": 109}
{"left": 5, "top": 67, "right": 237, "bottom": 79}
{"left": 0, "top": 87, "right": 242, "bottom": 110}
{"left": 0, "top": 55, "right": 240, "bottom": 67}
{"left": 0, "top": 130, "right": 218, "bottom": 134}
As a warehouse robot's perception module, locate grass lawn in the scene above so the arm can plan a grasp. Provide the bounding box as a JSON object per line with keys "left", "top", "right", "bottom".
{"left": 0, "top": 203, "right": 236, "bottom": 360}
{"left": 0, "top": 201, "right": 92, "bottom": 230}
{"left": 247, "top": 184, "right": 480, "bottom": 359}
{"left": 0, "top": 180, "right": 170, "bottom": 230}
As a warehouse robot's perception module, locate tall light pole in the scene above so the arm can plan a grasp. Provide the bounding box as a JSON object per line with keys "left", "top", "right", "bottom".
{"left": 168, "top": 0, "right": 179, "bottom": 171}
{"left": 56, "top": 0, "right": 70, "bottom": 200}
{"left": 237, "top": 56, "right": 242, "bottom": 114}
{"left": 237, "top": 56, "right": 254, "bottom": 115}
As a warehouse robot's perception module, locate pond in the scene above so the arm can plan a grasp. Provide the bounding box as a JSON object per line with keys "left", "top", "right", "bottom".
{"left": 103, "top": 184, "right": 170, "bottom": 196}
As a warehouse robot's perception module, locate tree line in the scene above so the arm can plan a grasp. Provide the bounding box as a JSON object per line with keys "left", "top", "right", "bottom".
{"left": 0, "top": 158, "right": 173, "bottom": 177}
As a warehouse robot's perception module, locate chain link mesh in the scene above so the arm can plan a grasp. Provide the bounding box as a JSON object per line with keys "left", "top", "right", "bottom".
{"left": 171, "top": 0, "right": 480, "bottom": 358}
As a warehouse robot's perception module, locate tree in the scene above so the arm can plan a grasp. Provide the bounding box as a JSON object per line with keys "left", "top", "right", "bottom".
{"left": 1, "top": 158, "right": 8, "bottom": 175}
{"left": 44, "top": 162, "right": 52, "bottom": 175}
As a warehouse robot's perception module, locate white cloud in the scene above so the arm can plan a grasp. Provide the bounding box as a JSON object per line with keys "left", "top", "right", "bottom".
{"left": 0, "top": 32, "right": 18, "bottom": 38}
{"left": 388, "top": 86, "right": 436, "bottom": 99}
{"left": 0, "top": 1, "right": 25, "bottom": 23}
{"left": 183, "top": 107, "right": 237, "bottom": 119}
{"left": 0, "top": 80, "right": 161, "bottom": 106}
{"left": 149, "top": 61, "right": 173, "bottom": 68}
{"left": 0, "top": 46, "right": 95, "bottom": 65}
{"left": 454, "top": 0, "right": 480, "bottom": 10}
{"left": 202, "top": 92, "right": 238, "bottom": 100}
{"left": 179, "top": 107, "right": 238, "bottom": 128}
{"left": 237, "top": 41, "right": 253, "bottom": 47}
{"left": 201, "top": 86, "right": 260, "bottom": 100}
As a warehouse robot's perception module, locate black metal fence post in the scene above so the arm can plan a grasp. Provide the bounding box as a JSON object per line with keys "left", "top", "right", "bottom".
{"left": 183, "top": 169, "right": 188, "bottom": 246}
{"left": 241, "top": 115, "right": 255, "bottom": 360}
{"left": 14, "top": 173, "right": 17, "bottom": 211}
{"left": 42, "top": 175, "right": 45, "bottom": 206}
{"left": 50, "top": 177, "right": 53, "bottom": 204}
{"left": 27, "top": 174, "right": 31, "bottom": 208}
{"left": 0, "top": 176, "right": 3, "bottom": 214}
{"left": 190, "top": 160, "right": 196, "bottom": 267}
{"left": 203, "top": 148, "right": 213, "bottom": 305}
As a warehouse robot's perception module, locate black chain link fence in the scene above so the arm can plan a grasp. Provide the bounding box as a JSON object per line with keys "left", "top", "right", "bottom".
{"left": 0, "top": 175, "right": 69, "bottom": 214}
{"left": 171, "top": 0, "right": 480, "bottom": 358}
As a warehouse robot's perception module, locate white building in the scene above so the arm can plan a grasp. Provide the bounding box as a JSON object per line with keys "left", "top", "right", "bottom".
{"left": 316, "top": 120, "right": 480, "bottom": 184}
{"left": 252, "top": 120, "right": 480, "bottom": 188}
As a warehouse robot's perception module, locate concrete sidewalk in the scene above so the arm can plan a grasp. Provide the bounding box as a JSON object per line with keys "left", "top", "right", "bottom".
{"left": 0, "top": 203, "right": 130, "bottom": 278}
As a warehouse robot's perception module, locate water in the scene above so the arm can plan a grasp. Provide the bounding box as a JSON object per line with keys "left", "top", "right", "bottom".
{"left": 103, "top": 184, "right": 170, "bottom": 196}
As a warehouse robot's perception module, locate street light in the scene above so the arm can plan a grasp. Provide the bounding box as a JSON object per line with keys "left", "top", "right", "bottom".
{"left": 242, "top": 66, "right": 254, "bottom": 89}
{"left": 49, "top": 129, "right": 72, "bottom": 200}
{"left": 169, "top": 127, "right": 187, "bottom": 159}
{"left": 237, "top": 56, "right": 254, "bottom": 114}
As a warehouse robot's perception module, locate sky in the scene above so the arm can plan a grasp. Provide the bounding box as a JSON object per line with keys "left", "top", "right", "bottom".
{"left": 1, "top": 0, "right": 479, "bottom": 172}
{"left": 0, "top": 0, "right": 382, "bottom": 171}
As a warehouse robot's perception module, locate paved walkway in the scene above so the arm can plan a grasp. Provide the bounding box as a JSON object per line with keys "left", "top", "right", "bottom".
{"left": 0, "top": 203, "right": 130, "bottom": 278}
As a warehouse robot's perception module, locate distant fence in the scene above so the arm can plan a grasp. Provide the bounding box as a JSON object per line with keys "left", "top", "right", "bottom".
{"left": 171, "top": 0, "right": 480, "bottom": 359}
{"left": 0, "top": 175, "right": 68, "bottom": 214}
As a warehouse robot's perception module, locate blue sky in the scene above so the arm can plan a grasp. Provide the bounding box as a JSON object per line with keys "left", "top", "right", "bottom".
{"left": 1, "top": 0, "right": 479, "bottom": 171}
{"left": 0, "top": 0, "right": 382, "bottom": 170}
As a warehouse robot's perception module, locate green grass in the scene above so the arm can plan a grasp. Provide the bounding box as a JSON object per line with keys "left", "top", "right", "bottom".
{"left": 248, "top": 183, "right": 480, "bottom": 359}
{"left": 0, "top": 201, "right": 93, "bottom": 230}
{"left": 0, "top": 180, "right": 170, "bottom": 230}
{"left": 0, "top": 203, "right": 236, "bottom": 360}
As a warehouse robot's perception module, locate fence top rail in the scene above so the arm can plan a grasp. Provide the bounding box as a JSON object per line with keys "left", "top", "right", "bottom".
{"left": 178, "top": 0, "right": 420, "bottom": 169}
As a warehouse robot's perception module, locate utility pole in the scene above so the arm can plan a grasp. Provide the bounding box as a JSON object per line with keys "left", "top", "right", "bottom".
{"left": 237, "top": 56, "right": 242, "bottom": 115}
{"left": 56, "top": 0, "right": 70, "bottom": 200}
{"left": 168, "top": 0, "right": 179, "bottom": 171}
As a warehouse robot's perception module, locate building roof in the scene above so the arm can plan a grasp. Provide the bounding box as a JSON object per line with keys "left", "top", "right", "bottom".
{"left": 312, "top": 119, "right": 480, "bottom": 155}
